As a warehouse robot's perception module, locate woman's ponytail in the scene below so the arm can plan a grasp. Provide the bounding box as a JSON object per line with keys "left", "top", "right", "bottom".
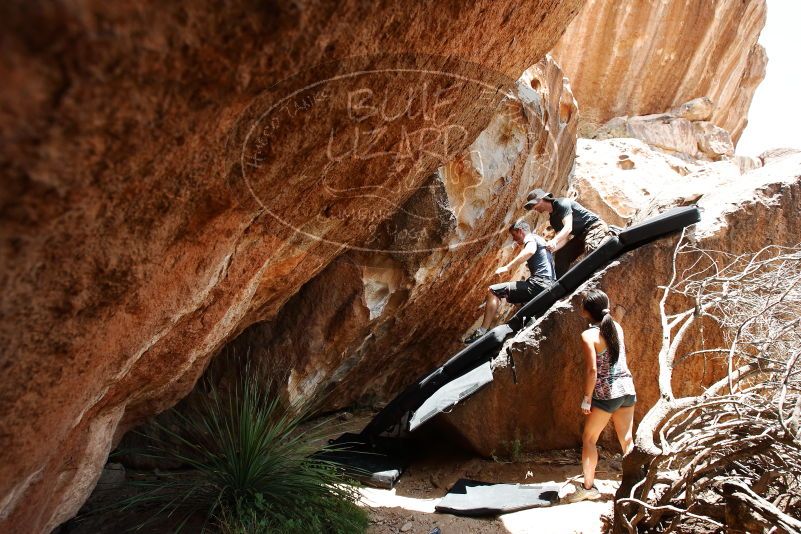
{"left": 582, "top": 290, "right": 621, "bottom": 364}
{"left": 599, "top": 310, "right": 620, "bottom": 364}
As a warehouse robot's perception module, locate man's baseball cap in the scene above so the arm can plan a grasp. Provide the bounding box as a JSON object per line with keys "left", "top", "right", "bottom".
{"left": 524, "top": 188, "right": 554, "bottom": 210}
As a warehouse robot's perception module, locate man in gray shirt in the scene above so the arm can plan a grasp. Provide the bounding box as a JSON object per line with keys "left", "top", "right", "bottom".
{"left": 464, "top": 221, "right": 555, "bottom": 344}
{"left": 524, "top": 189, "right": 610, "bottom": 277}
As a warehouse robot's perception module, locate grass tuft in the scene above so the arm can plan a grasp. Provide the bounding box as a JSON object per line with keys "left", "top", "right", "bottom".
{"left": 117, "top": 368, "right": 368, "bottom": 533}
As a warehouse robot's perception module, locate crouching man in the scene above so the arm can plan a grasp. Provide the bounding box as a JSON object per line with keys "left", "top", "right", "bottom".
{"left": 524, "top": 189, "right": 611, "bottom": 277}
{"left": 464, "top": 221, "right": 555, "bottom": 344}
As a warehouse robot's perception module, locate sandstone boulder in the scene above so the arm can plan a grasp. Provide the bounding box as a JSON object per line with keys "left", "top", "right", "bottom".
{"left": 622, "top": 114, "right": 699, "bottom": 157}
{"left": 436, "top": 151, "right": 801, "bottom": 455}
{"left": 550, "top": 0, "right": 767, "bottom": 143}
{"left": 0, "top": 2, "right": 583, "bottom": 531}
{"left": 592, "top": 100, "right": 735, "bottom": 162}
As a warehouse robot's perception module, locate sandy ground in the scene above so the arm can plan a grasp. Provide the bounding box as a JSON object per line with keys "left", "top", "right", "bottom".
{"left": 290, "top": 409, "right": 621, "bottom": 533}
{"left": 360, "top": 446, "right": 620, "bottom": 534}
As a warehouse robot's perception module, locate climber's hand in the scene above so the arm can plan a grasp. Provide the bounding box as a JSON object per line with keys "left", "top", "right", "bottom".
{"left": 495, "top": 265, "right": 510, "bottom": 276}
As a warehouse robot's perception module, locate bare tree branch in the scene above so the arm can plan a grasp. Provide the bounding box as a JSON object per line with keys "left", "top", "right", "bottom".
{"left": 614, "top": 237, "right": 801, "bottom": 533}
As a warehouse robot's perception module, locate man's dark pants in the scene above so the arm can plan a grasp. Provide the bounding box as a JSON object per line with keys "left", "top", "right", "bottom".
{"left": 554, "top": 220, "right": 610, "bottom": 277}
{"left": 489, "top": 277, "right": 550, "bottom": 305}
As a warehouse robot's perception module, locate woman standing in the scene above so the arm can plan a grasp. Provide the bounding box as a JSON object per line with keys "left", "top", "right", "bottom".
{"left": 564, "top": 289, "right": 636, "bottom": 503}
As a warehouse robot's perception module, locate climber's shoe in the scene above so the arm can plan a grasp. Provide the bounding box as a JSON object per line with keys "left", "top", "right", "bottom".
{"left": 562, "top": 483, "right": 600, "bottom": 503}
{"left": 463, "top": 327, "right": 487, "bottom": 344}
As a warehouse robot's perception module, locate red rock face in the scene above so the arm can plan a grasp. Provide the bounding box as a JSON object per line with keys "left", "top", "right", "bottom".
{"left": 550, "top": 0, "right": 767, "bottom": 143}
{"left": 0, "top": 1, "right": 584, "bottom": 531}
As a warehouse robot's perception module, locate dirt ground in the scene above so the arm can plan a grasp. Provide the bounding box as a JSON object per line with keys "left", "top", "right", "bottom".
{"left": 312, "top": 409, "right": 620, "bottom": 534}
{"left": 360, "top": 445, "right": 620, "bottom": 534}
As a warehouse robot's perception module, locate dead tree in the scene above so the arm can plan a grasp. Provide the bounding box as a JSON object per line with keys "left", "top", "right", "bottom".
{"left": 614, "top": 231, "right": 801, "bottom": 533}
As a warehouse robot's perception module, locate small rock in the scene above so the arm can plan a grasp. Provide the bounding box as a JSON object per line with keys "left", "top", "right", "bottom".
{"left": 591, "top": 116, "right": 628, "bottom": 139}
{"left": 617, "top": 158, "right": 635, "bottom": 170}
{"left": 671, "top": 96, "right": 714, "bottom": 122}
{"left": 693, "top": 121, "right": 734, "bottom": 159}
{"left": 401, "top": 521, "right": 413, "bottom": 532}
{"left": 338, "top": 411, "right": 354, "bottom": 422}
{"left": 733, "top": 155, "right": 761, "bottom": 174}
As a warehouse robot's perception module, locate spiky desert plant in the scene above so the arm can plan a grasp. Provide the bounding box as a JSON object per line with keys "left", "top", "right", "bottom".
{"left": 118, "top": 368, "right": 367, "bottom": 533}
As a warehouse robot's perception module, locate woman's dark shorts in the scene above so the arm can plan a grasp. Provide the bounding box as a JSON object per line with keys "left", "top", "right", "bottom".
{"left": 592, "top": 394, "right": 636, "bottom": 413}
{"left": 489, "top": 278, "right": 548, "bottom": 304}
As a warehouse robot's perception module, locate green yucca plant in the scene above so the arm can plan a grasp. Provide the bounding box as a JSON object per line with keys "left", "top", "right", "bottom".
{"left": 117, "top": 369, "right": 368, "bottom": 533}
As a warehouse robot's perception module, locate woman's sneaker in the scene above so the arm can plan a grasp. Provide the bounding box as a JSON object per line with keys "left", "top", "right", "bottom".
{"left": 562, "top": 483, "right": 600, "bottom": 503}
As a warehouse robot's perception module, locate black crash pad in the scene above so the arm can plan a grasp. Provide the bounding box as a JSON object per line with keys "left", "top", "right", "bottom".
{"left": 313, "top": 433, "right": 410, "bottom": 488}
{"left": 618, "top": 205, "right": 701, "bottom": 248}
{"left": 409, "top": 361, "right": 493, "bottom": 431}
{"left": 507, "top": 281, "right": 566, "bottom": 332}
{"left": 558, "top": 236, "right": 623, "bottom": 294}
{"left": 440, "top": 324, "right": 513, "bottom": 379}
{"left": 435, "top": 479, "right": 560, "bottom": 516}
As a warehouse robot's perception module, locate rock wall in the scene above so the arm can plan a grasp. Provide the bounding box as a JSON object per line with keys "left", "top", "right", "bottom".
{"left": 437, "top": 148, "right": 801, "bottom": 456}
{"left": 550, "top": 0, "right": 767, "bottom": 143}
{"left": 0, "top": 2, "right": 584, "bottom": 531}
{"left": 221, "top": 56, "right": 578, "bottom": 411}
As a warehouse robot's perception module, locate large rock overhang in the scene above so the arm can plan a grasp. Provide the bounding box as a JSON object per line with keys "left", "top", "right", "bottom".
{"left": 0, "top": 1, "right": 583, "bottom": 531}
